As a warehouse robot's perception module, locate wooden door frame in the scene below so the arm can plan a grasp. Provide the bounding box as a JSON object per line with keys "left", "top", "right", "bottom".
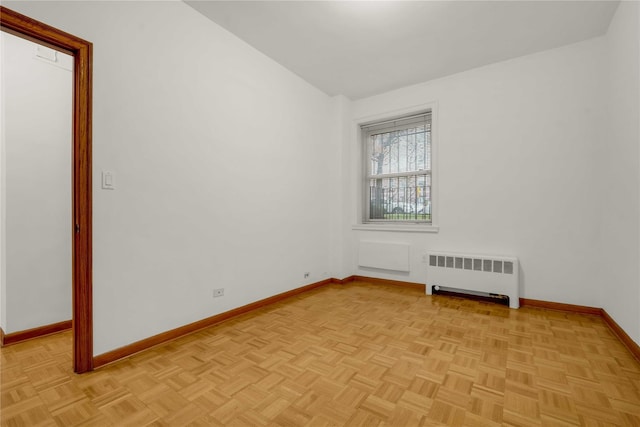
{"left": 1, "top": 6, "right": 93, "bottom": 373}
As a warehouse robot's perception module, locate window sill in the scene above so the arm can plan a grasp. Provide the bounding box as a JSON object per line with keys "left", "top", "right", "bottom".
{"left": 352, "top": 224, "right": 440, "bottom": 233}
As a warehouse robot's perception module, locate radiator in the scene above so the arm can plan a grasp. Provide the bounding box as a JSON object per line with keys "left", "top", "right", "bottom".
{"left": 426, "top": 252, "right": 520, "bottom": 308}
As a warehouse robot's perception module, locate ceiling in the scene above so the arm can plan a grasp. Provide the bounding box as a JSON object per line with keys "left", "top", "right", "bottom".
{"left": 185, "top": 1, "right": 619, "bottom": 100}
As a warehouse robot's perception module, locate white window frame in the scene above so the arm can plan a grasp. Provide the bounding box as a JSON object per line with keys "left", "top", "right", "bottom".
{"left": 353, "top": 103, "right": 439, "bottom": 233}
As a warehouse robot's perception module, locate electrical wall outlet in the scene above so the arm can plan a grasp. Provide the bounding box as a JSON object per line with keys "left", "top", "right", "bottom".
{"left": 304, "top": 272, "right": 310, "bottom": 278}
{"left": 213, "top": 288, "right": 224, "bottom": 298}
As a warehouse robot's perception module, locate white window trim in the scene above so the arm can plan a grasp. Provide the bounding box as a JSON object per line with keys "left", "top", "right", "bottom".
{"left": 352, "top": 102, "right": 439, "bottom": 233}
{"left": 352, "top": 223, "right": 440, "bottom": 233}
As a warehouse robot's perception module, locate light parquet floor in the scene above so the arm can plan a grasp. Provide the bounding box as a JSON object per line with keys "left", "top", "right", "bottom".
{"left": 2, "top": 281, "right": 640, "bottom": 426}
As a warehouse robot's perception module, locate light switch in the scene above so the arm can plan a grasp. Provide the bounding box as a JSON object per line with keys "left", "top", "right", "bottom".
{"left": 102, "top": 171, "right": 115, "bottom": 190}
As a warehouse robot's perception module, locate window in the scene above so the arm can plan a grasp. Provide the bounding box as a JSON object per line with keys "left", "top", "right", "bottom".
{"left": 362, "top": 111, "right": 432, "bottom": 224}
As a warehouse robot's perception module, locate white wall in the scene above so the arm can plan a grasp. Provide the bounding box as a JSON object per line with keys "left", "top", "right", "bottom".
{"left": 345, "top": 37, "right": 605, "bottom": 307}
{"left": 6, "top": 0, "right": 639, "bottom": 353}
{"left": 4, "top": 1, "right": 336, "bottom": 355}
{"left": 0, "top": 31, "right": 5, "bottom": 332}
{"left": 1, "top": 32, "right": 73, "bottom": 333}
{"left": 329, "top": 94, "right": 353, "bottom": 280}
{"left": 600, "top": 1, "right": 640, "bottom": 344}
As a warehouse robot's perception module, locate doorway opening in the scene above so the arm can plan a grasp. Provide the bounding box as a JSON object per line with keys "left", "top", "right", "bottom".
{"left": 1, "top": 6, "right": 93, "bottom": 373}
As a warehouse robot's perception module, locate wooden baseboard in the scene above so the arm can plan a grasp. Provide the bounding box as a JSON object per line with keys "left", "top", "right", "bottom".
{"left": 601, "top": 309, "right": 640, "bottom": 363}
{"left": 349, "top": 275, "right": 426, "bottom": 291}
{"left": 1, "top": 320, "right": 72, "bottom": 346}
{"left": 519, "top": 298, "right": 602, "bottom": 316}
{"left": 93, "top": 279, "right": 333, "bottom": 369}
{"left": 331, "top": 277, "right": 354, "bottom": 285}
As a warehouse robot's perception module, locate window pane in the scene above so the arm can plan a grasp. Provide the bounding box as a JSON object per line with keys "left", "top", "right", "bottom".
{"left": 383, "top": 133, "right": 391, "bottom": 174}
{"left": 364, "top": 112, "right": 432, "bottom": 223}
{"left": 416, "top": 131, "right": 425, "bottom": 171}
{"left": 390, "top": 133, "right": 398, "bottom": 174}
{"left": 368, "top": 173, "right": 431, "bottom": 221}
{"left": 407, "top": 132, "right": 416, "bottom": 172}
{"left": 426, "top": 130, "right": 431, "bottom": 170}
{"left": 398, "top": 136, "right": 406, "bottom": 172}
{"left": 370, "top": 134, "right": 379, "bottom": 175}
{"left": 370, "top": 125, "right": 430, "bottom": 176}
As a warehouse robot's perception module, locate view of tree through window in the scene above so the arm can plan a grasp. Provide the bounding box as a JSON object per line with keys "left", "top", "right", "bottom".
{"left": 364, "top": 112, "right": 431, "bottom": 223}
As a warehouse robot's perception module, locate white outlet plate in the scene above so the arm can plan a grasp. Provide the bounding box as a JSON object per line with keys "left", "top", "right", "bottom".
{"left": 213, "top": 288, "right": 224, "bottom": 297}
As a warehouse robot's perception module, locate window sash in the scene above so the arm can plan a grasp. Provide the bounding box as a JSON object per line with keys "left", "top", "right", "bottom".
{"left": 365, "top": 119, "right": 430, "bottom": 178}
{"left": 366, "top": 170, "right": 431, "bottom": 180}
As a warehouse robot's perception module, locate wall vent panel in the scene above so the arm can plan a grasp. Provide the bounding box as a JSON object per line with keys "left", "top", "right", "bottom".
{"left": 358, "top": 241, "right": 410, "bottom": 272}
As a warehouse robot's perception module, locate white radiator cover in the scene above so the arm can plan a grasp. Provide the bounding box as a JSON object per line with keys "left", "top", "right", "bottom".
{"left": 426, "top": 252, "right": 520, "bottom": 308}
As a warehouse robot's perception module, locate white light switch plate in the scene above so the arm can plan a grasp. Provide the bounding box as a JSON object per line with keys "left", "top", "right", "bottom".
{"left": 102, "top": 171, "right": 115, "bottom": 190}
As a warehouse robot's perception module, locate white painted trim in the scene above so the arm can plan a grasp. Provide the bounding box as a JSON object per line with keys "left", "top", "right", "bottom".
{"left": 354, "top": 102, "right": 438, "bottom": 126}
{"left": 352, "top": 224, "right": 440, "bottom": 233}
{"left": 0, "top": 33, "right": 6, "bottom": 331}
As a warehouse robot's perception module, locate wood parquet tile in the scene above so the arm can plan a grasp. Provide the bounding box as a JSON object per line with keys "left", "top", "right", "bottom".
{"left": 2, "top": 281, "right": 640, "bottom": 426}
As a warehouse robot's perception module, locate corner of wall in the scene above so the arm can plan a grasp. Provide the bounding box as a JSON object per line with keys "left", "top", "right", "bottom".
{"left": 0, "top": 33, "right": 6, "bottom": 332}
{"left": 637, "top": 0, "right": 640, "bottom": 347}
{"left": 600, "top": 0, "right": 640, "bottom": 346}
{"left": 329, "top": 94, "right": 354, "bottom": 279}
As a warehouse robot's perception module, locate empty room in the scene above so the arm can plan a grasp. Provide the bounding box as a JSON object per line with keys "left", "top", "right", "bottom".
{"left": 1, "top": 0, "right": 639, "bottom": 426}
